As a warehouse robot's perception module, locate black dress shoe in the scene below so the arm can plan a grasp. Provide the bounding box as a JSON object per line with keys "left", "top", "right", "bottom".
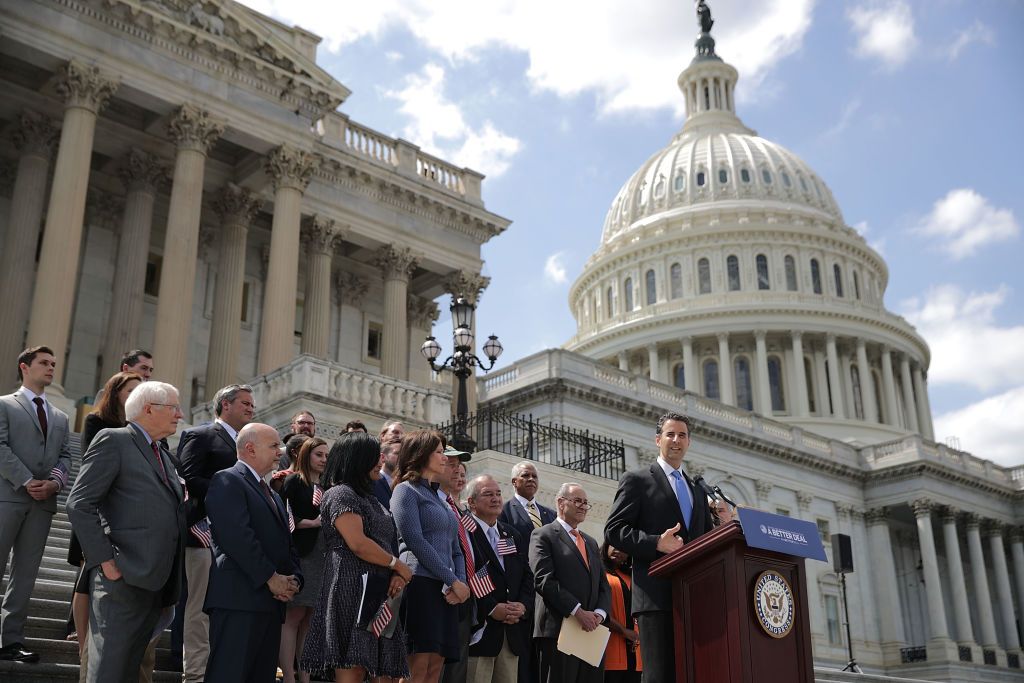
{"left": 0, "top": 642, "right": 40, "bottom": 663}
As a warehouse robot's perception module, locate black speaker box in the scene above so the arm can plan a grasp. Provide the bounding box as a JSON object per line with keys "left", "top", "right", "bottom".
{"left": 832, "top": 533, "right": 854, "bottom": 573}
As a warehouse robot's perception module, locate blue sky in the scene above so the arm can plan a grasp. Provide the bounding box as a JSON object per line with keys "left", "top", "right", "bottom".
{"left": 242, "top": 1, "right": 1024, "bottom": 466}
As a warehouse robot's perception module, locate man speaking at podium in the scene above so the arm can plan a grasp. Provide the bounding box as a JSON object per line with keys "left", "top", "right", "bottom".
{"left": 604, "top": 413, "right": 716, "bottom": 683}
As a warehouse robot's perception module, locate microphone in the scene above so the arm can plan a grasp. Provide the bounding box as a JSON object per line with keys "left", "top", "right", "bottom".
{"left": 713, "top": 485, "right": 738, "bottom": 509}
{"left": 692, "top": 476, "right": 718, "bottom": 502}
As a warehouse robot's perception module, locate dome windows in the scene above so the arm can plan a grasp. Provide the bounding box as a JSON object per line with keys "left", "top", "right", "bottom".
{"left": 761, "top": 168, "right": 773, "bottom": 184}
{"left": 624, "top": 278, "right": 634, "bottom": 311}
{"left": 810, "top": 259, "right": 823, "bottom": 294}
{"left": 673, "top": 172, "right": 686, "bottom": 192}
{"left": 784, "top": 255, "right": 798, "bottom": 291}
{"left": 653, "top": 175, "right": 666, "bottom": 199}
{"left": 833, "top": 264, "right": 844, "bottom": 298}
{"left": 670, "top": 263, "right": 683, "bottom": 299}
{"left": 734, "top": 357, "right": 753, "bottom": 410}
{"left": 703, "top": 359, "right": 720, "bottom": 400}
{"left": 740, "top": 168, "right": 751, "bottom": 184}
{"left": 698, "top": 258, "right": 712, "bottom": 294}
{"left": 727, "top": 255, "right": 741, "bottom": 291}
{"left": 645, "top": 269, "right": 657, "bottom": 305}
{"left": 718, "top": 169, "right": 728, "bottom": 184}
{"left": 756, "top": 254, "right": 770, "bottom": 290}
{"left": 799, "top": 175, "right": 809, "bottom": 193}
{"left": 853, "top": 271, "right": 861, "bottom": 300}
{"left": 606, "top": 286, "right": 615, "bottom": 317}
{"left": 781, "top": 172, "right": 792, "bottom": 188}
{"left": 696, "top": 170, "right": 707, "bottom": 187}
{"left": 768, "top": 356, "right": 786, "bottom": 412}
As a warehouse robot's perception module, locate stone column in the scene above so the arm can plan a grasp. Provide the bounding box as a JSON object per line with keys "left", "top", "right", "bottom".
{"left": 987, "top": 523, "right": 1021, "bottom": 655}
{"left": 0, "top": 110, "right": 57, "bottom": 371}
{"left": 300, "top": 215, "right": 342, "bottom": 359}
{"left": 880, "top": 346, "right": 900, "bottom": 427}
{"left": 617, "top": 351, "right": 629, "bottom": 373}
{"left": 442, "top": 269, "right": 490, "bottom": 412}
{"left": 899, "top": 354, "right": 919, "bottom": 433}
{"left": 717, "top": 332, "right": 734, "bottom": 405}
{"left": 205, "top": 184, "right": 260, "bottom": 393}
{"left": 790, "top": 332, "right": 809, "bottom": 416}
{"left": 965, "top": 514, "right": 1000, "bottom": 654}
{"left": 334, "top": 271, "right": 368, "bottom": 362}
{"left": 825, "top": 333, "right": 845, "bottom": 418}
{"left": 100, "top": 149, "right": 168, "bottom": 380}
{"left": 865, "top": 508, "right": 907, "bottom": 662}
{"left": 151, "top": 105, "right": 223, "bottom": 392}
{"left": 375, "top": 245, "right": 418, "bottom": 380}
{"left": 912, "top": 365, "right": 934, "bottom": 440}
{"left": 25, "top": 62, "right": 119, "bottom": 385}
{"left": 257, "top": 145, "right": 315, "bottom": 374}
{"left": 856, "top": 339, "right": 879, "bottom": 422}
{"left": 912, "top": 499, "right": 957, "bottom": 660}
{"left": 408, "top": 295, "right": 441, "bottom": 386}
{"left": 647, "top": 344, "right": 660, "bottom": 383}
{"left": 681, "top": 336, "right": 697, "bottom": 392}
{"left": 754, "top": 330, "right": 771, "bottom": 414}
{"left": 940, "top": 508, "right": 979, "bottom": 654}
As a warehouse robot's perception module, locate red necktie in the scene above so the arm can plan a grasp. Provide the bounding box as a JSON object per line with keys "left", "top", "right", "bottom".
{"left": 447, "top": 495, "right": 475, "bottom": 577}
{"left": 150, "top": 441, "right": 168, "bottom": 485}
{"left": 33, "top": 397, "right": 48, "bottom": 442}
{"left": 259, "top": 479, "right": 286, "bottom": 525}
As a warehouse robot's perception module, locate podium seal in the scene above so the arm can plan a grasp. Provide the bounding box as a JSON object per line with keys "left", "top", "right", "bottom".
{"left": 753, "top": 570, "right": 794, "bottom": 638}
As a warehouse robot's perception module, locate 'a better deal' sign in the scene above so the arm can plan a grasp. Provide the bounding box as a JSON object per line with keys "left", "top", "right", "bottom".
{"left": 738, "top": 508, "right": 828, "bottom": 562}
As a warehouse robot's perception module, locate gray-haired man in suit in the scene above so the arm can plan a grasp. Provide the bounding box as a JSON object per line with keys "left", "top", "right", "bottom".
{"left": 67, "top": 381, "right": 186, "bottom": 682}
{"left": 0, "top": 345, "right": 71, "bottom": 663}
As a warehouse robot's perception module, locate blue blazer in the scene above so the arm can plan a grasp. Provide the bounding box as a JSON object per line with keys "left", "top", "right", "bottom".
{"left": 372, "top": 475, "right": 392, "bottom": 510}
{"left": 204, "top": 461, "right": 303, "bottom": 621}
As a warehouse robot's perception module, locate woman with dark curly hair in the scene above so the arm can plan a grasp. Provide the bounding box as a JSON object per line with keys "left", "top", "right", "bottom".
{"left": 300, "top": 432, "right": 413, "bottom": 682}
{"left": 390, "top": 430, "right": 469, "bottom": 683}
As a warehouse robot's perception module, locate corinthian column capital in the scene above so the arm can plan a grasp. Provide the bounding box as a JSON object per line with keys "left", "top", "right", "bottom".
{"left": 407, "top": 294, "right": 440, "bottom": 330}
{"left": 301, "top": 215, "right": 344, "bottom": 255}
{"left": 374, "top": 245, "right": 418, "bottom": 283}
{"left": 265, "top": 145, "right": 316, "bottom": 192}
{"left": 55, "top": 60, "right": 120, "bottom": 113}
{"left": 118, "top": 148, "right": 169, "bottom": 193}
{"left": 442, "top": 269, "right": 491, "bottom": 305}
{"left": 335, "top": 271, "right": 369, "bottom": 307}
{"left": 11, "top": 109, "right": 58, "bottom": 157}
{"left": 168, "top": 104, "right": 224, "bottom": 154}
{"left": 213, "top": 183, "right": 261, "bottom": 224}
{"left": 911, "top": 498, "right": 933, "bottom": 518}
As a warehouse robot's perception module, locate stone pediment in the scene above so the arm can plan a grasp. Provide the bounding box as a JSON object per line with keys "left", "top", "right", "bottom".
{"left": 105, "top": 0, "right": 349, "bottom": 118}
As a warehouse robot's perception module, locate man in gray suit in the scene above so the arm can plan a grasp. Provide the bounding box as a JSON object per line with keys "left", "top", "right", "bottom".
{"left": 0, "top": 345, "right": 71, "bottom": 663}
{"left": 529, "top": 483, "right": 610, "bottom": 683}
{"left": 67, "top": 381, "right": 185, "bottom": 682}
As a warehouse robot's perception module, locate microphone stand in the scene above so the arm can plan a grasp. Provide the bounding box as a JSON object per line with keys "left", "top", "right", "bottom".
{"left": 838, "top": 570, "right": 862, "bottom": 673}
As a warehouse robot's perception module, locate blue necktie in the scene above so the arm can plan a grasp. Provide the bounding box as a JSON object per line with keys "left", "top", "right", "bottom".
{"left": 671, "top": 470, "right": 693, "bottom": 530}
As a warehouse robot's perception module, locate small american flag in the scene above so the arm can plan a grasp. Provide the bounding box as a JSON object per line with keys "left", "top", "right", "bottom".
{"left": 370, "top": 600, "right": 393, "bottom": 637}
{"left": 468, "top": 564, "right": 495, "bottom": 598}
{"left": 312, "top": 484, "right": 323, "bottom": 507}
{"left": 496, "top": 537, "right": 517, "bottom": 556}
{"left": 460, "top": 513, "right": 478, "bottom": 534}
{"left": 190, "top": 517, "right": 212, "bottom": 548}
{"left": 286, "top": 501, "right": 296, "bottom": 533}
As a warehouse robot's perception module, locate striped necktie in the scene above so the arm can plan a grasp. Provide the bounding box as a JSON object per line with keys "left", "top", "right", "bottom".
{"left": 526, "top": 500, "right": 542, "bottom": 528}
{"left": 447, "top": 495, "right": 475, "bottom": 577}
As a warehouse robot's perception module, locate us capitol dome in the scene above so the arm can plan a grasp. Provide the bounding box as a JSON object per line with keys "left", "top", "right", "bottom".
{"left": 565, "top": 20, "right": 933, "bottom": 446}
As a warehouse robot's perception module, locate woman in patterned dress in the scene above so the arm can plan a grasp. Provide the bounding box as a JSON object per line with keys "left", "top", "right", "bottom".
{"left": 300, "top": 432, "right": 413, "bottom": 682}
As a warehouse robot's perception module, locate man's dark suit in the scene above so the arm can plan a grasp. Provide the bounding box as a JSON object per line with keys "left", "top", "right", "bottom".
{"left": 373, "top": 474, "right": 392, "bottom": 509}
{"left": 604, "top": 462, "right": 714, "bottom": 683}
{"left": 203, "top": 460, "right": 303, "bottom": 683}
{"left": 468, "top": 521, "right": 534, "bottom": 659}
{"left": 529, "top": 521, "right": 610, "bottom": 683}
{"left": 500, "top": 497, "right": 555, "bottom": 683}
{"left": 66, "top": 424, "right": 185, "bottom": 682}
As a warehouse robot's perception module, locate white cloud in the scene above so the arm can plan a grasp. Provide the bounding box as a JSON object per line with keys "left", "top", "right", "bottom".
{"left": 915, "top": 188, "right": 1019, "bottom": 259}
{"left": 239, "top": 0, "right": 816, "bottom": 115}
{"left": 901, "top": 285, "right": 1024, "bottom": 392}
{"left": 544, "top": 252, "right": 568, "bottom": 285}
{"left": 852, "top": 219, "right": 885, "bottom": 254}
{"left": 946, "top": 20, "right": 995, "bottom": 62}
{"left": 933, "top": 387, "right": 1024, "bottom": 467}
{"left": 820, "top": 98, "right": 861, "bottom": 139}
{"left": 383, "top": 64, "right": 521, "bottom": 178}
{"left": 847, "top": 1, "right": 917, "bottom": 68}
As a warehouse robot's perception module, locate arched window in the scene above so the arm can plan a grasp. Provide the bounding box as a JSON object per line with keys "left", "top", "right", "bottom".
{"left": 768, "top": 356, "right": 786, "bottom": 412}
{"left": 734, "top": 357, "right": 753, "bottom": 410}
{"left": 781, "top": 172, "right": 792, "bottom": 188}
{"left": 696, "top": 170, "right": 706, "bottom": 187}
{"left": 834, "top": 264, "right": 844, "bottom": 297}
{"left": 606, "top": 286, "right": 615, "bottom": 317}
{"left": 703, "top": 360, "right": 720, "bottom": 400}
{"left": 850, "top": 364, "right": 864, "bottom": 419}
{"left": 624, "top": 278, "right": 634, "bottom": 312}
{"left": 674, "top": 364, "right": 686, "bottom": 390}
{"left": 670, "top": 263, "right": 683, "bottom": 299}
{"left": 804, "top": 356, "right": 817, "bottom": 413}
{"left": 727, "top": 255, "right": 741, "bottom": 291}
{"left": 810, "top": 259, "right": 822, "bottom": 294}
{"left": 762, "top": 168, "right": 773, "bottom": 184}
{"left": 740, "top": 168, "right": 751, "bottom": 183}
{"left": 645, "top": 269, "right": 657, "bottom": 305}
{"left": 653, "top": 176, "right": 665, "bottom": 199}
{"left": 674, "top": 172, "right": 685, "bottom": 192}
{"left": 718, "top": 169, "right": 728, "bottom": 184}
{"left": 784, "top": 255, "right": 798, "bottom": 291}
{"left": 853, "top": 271, "right": 861, "bottom": 300}
{"left": 698, "top": 258, "right": 712, "bottom": 294}
{"left": 756, "top": 254, "right": 770, "bottom": 290}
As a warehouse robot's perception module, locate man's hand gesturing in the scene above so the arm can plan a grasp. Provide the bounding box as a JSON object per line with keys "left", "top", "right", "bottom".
{"left": 656, "top": 522, "right": 685, "bottom": 554}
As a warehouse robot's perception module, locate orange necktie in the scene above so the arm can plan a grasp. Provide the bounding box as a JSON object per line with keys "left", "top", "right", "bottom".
{"left": 571, "top": 529, "right": 589, "bottom": 568}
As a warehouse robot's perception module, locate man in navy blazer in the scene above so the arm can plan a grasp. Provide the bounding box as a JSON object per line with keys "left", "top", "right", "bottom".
{"left": 604, "top": 412, "right": 723, "bottom": 683}
{"left": 203, "top": 423, "right": 302, "bottom": 683}
{"left": 177, "top": 383, "right": 254, "bottom": 683}
{"left": 465, "top": 475, "right": 533, "bottom": 683}
{"left": 372, "top": 437, "right": 401, "bottom": 509}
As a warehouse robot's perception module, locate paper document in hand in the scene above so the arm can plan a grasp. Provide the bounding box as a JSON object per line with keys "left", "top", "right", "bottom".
{"left": 557, "top": 616, "right": 610, "bottom": 668}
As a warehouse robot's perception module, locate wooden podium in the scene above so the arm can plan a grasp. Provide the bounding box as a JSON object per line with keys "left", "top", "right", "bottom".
{"left": 649, "top": 520, "right": 815, "bottom": 683}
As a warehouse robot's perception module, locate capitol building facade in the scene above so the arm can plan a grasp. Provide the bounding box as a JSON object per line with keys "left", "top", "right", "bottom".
{"left": 1, "top": 2, "right": 1022, "bottom": 682}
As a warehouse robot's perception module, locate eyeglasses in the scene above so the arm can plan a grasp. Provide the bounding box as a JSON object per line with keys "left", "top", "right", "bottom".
{"left": 151, "top": 403, "right": 182, "bottom": 413}
{"left": 560, "top": 497, "right": 592, "bottom": 510}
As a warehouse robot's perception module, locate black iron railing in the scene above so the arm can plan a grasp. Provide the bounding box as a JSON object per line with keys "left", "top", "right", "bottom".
{"left": 900, "top": 646, "right": 927, "bottom": 663}
{"left": 434, "top": 409, "right": 627, "bottom": 480}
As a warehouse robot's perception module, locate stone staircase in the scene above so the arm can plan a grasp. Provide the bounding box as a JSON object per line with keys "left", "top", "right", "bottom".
{"left": 0, "top": 434, "right": 182, "bottom": 682}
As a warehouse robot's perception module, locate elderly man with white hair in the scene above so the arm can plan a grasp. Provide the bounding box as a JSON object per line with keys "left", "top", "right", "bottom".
{"left": 67, "top": 381, "right": 186, "bottom": 683}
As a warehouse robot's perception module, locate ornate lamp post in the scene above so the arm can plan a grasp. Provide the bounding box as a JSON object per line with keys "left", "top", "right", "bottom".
{"left": 420, "top": 297, "right": 503, "bottom": 452}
